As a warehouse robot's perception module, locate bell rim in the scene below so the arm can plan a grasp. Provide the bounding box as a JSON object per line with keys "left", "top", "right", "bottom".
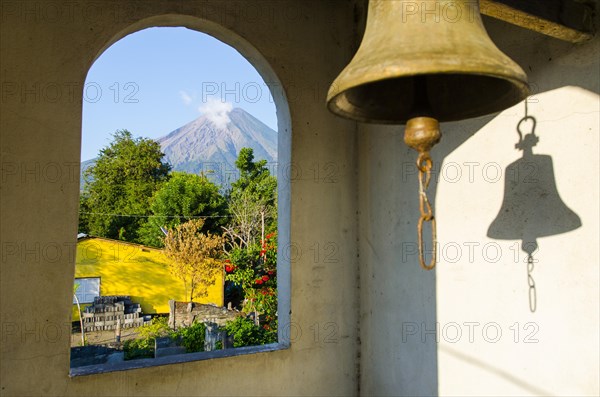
{"left": 326, "top": 70, "right": 530, "bottom": 124}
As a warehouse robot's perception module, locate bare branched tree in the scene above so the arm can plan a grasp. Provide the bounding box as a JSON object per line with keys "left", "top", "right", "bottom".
{"left": 164, "top": 219, "right": 225, "bottom": 302}
{"left": 222, "top": 189, "right": 275, "bottom": 251}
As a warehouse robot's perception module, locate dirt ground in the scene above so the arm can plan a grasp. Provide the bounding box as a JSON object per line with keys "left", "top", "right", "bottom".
{"left": 70, "top": 327, "right": 142, "bottom": 347}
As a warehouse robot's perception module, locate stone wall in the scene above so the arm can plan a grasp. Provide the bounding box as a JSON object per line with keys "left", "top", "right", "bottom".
{"left": 168, "top": 300, "right": 241, "bottom": 329}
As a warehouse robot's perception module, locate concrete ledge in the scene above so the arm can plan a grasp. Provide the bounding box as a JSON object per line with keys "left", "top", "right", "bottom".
{"left": 69, "top": 342, "right": 288, "bottom": 377}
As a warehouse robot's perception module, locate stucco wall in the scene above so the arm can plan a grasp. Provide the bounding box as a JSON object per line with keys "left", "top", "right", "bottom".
{"left": 0, "top": 1, "right": 359, "bottom": 395}
{"left": 358, "top": 13, "right": 599, "bottom": 397}
{"left": 2, "top": 0, "right": 598, "bottom": 396}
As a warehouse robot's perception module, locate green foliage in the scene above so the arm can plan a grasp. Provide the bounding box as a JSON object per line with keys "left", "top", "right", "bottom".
{"left": 234, "top": 148, "right": 257, "bottom": 178}
{"left": 137, "top": 316, "right": 171, "bottom": 340}
{"left": 231, "top": 148, "right": 277, "bottom": 208}
{"left": 123, "top": 317, "right": 171, "bottom": 360}
{"left": 262, "top": 318, "right": 278, "bottom": 343}
{"left": 224, "top": 316, "right": 276, "bottom": 348}
{"left": 234, "top": 148, "right": 270, "bottom": 188}
{"left": 123, "top": 338, "right": 154, "bottom": 360}
{"left": 225, "top": 233, "right": 278, "bottom": 338}
{"left": 172, "top": 321, "right": 206, "bottom": 353}
{"left": 139, "top": 172, "right": 227, "bottom": 247}
{"left": 80, "top": 130, "right": 171, "bottom": 243}
{"left": 125, "top": 318, "right": 208, "bottom": 358}
{"left": 224, "top": 148, "right": 277, "bottom": 249}
{"left": 78, "top": 194, "right": 91, "bottom": 234}
{"left": 80, "top": 144, "right": 282, "bottom": 352}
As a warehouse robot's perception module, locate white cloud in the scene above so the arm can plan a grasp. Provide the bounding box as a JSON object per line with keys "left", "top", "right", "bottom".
{"left": 179, "top": 90, "right": 193, "bottom": 105}
{"left": 199, "top": 98, "right": 233, "bottom": 129}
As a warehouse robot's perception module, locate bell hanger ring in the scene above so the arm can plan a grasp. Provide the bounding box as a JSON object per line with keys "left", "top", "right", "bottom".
{"left": 516, "top": 115, "right": 539, "bottom": 151}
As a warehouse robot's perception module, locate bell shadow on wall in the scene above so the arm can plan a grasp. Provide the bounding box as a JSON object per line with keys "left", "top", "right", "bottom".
{"left": 487, "top": 112, "right": 581, "bottom": 312}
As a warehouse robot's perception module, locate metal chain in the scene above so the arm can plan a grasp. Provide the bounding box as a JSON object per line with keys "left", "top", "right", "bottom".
{"left": 416, "top": 152, "right": 437, "bottom": 270}
{"left": 527, "top": 253, "right": 537, "bottom": 312}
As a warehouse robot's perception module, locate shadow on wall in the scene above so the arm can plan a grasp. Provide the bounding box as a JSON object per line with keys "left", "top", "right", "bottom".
{"left": 439, "top": 344, "right": 555, "bottom": 396}
{"left": 487, "top": 105, "right": 582, "bottom": 311}
{"left": 370, "top": 112, "right": 497, "bottom": 395}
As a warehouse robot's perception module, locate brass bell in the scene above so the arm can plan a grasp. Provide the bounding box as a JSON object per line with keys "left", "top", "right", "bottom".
{"left": 326, "top": 0, "right": 530, "bottom": 270}
{"left": 327, "top": 0, "right": 530, "bottom": 123}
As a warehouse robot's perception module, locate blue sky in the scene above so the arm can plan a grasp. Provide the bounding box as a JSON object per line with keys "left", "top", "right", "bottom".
{"left": 81, "top": 27, "right": 277, "bottom": 161}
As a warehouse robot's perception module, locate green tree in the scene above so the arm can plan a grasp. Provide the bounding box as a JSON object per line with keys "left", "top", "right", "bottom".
{"left": 222, "top": 149, "right": 279, "bottom": 342}
{"left": 231, "top": 148, "right": 277, "bottom": 205}
{"left": 80, "top": 130, "right": 171, "bottom": 243}
{"left": 224, "top": 148, "right": 277, "bottom": 249}
{"left": 139, "top": 172, "right": 227, "bottom": 247}
{"left": 78, "top": 194, "right": 91, "bottom": 234}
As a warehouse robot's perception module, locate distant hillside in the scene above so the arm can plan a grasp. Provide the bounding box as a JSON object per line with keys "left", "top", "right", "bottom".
{"left": 80, "top": 108, "right": 277, "bottom": 189}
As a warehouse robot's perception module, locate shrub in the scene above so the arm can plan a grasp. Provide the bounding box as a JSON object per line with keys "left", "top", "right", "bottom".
{"left": 123, "top": 338, "right": 154, "bottom": 360}
{"left": 173, "top": 321, "right": 206, "bottom": 353}
{"left": 225, "top": 233, "right": 278, "bottom": 336}
{"left": 137, "top": 316, "right": 172, "bottom": 340}
{"left": 123, "top": 317, "right": 172, "bottom": 361}
{"left": 224, "top": 316, "right": 276, "bottom": 348}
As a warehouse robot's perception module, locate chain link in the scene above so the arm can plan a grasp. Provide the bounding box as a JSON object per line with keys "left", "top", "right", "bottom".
{"left": 527, "top": 253, "right": 537, "bottom": 312}
{"left": 416, "top": 152, "right": 437, "bottom": 270}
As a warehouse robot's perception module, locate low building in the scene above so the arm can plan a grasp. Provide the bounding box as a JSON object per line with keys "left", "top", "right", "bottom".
{"left": 73, "top": 237, "right": 224, "bottom": 321}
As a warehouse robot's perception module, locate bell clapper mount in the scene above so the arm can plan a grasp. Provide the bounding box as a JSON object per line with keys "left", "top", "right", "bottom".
{"left": 404, "top": 117, "right": 441, "bottom": 270}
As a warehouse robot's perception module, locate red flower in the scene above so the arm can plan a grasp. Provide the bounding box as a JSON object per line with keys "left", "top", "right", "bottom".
{"left": 255, "top": 279, "right": 263, "bottom": 285}
{"left": 266, "top": 233, "right": 275, "bottom": 239}
{"left": 225, "top": 259, "right": 231, "bottom": 263}
{"left": 261, "top": 290, "right": 268, "bottom": 295}
{"left": 267, "top": 270, "right": 275, "bottom": 276}
{"left": 225, "top": 265, "right": 233, "bottom": 273}
{"left": 262, "top": 275, "right": 269, "bottom": 282}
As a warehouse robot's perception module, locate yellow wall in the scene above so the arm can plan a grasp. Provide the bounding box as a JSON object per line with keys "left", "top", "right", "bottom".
{"left": 72, "top": 238, "right": 224, "bottom": 320}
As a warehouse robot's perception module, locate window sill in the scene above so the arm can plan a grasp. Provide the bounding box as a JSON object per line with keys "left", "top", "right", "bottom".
{"left": 69, "top": 341, "right": 290, "bottom": 377}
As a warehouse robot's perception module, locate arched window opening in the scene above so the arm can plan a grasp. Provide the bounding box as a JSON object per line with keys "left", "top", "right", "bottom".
{"left": 71, "top": 26, "right": 290, "bottom": 375}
